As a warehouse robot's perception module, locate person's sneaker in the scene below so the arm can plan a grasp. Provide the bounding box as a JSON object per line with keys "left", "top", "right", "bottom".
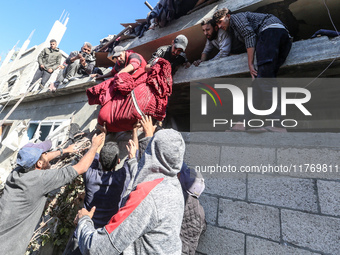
{"left": 68, "top": 77, "right": 80, "bottom": 81}
{"left": 62, "top": 78, "right": 69, "bottom": 84}
{"left": 264, "top": 126, "right": 287, "bottom": 132}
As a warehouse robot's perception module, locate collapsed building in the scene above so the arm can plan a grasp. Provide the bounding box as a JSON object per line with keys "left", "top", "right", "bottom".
{"left": 1, "top": 0, "right": 340, "bottom": 254}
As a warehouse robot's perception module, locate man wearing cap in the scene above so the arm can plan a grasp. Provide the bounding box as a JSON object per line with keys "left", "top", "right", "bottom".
{"left": 146, "top": 34, "right": 191, "bottom": 75}
{"left": 0, "top": 133, "right": 104, "bottom": 255}
{"left": 91, "top": 46, "right": 147, "bottom": 81}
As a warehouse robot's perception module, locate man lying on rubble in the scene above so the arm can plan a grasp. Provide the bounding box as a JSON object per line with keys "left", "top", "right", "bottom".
{"left": 146, "top": 34, "right": 191, "bottom": 75}
{"left": 74, "top": 128, "right": 185, "bottom": 255}
{"left": 193, "top": 18, "right": 231, "bottom": 66}
{"left": 91, "top": 45, "right": 147, "bottom": 81}
{"left": 0, "top": 133, "right": 104, "bottom": 255}
{"left": 213, "top": 8, "right": 292, "bottom": 132}
{"left": 49, "top": 42, "right": 96, "bottom": 91}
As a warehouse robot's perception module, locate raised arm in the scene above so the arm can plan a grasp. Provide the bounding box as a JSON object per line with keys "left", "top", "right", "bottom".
{"left": 73, "top": 133, "right": 105, "bottom": 175}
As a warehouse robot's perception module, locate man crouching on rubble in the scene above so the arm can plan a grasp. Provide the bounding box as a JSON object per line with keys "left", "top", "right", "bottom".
{"left": 0, "top": 133, "right": 104, "bottom": 255}
{"left": 74, "top": 129, "right": 185, "bottom": 255}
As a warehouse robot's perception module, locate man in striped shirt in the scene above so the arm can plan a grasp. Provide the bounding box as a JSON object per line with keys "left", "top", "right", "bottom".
{"left": 213, "top": 8, "right": 292, "bottom": 132}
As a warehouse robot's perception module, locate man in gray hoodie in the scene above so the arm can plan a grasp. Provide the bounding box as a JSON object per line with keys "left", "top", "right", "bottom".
{"left": 75, "top": 129, "right": 185, "bottom": 255}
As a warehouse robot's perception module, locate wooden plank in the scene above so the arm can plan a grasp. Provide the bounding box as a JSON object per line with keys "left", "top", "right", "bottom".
{"left": 95, "top": 52, "right": 115, "bottom": 67}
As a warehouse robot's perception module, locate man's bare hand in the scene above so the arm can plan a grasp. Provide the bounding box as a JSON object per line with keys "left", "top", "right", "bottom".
{"left": 141, "top": 115, "right": 156, "bottom": 137}
{"left": 184, "top": 62, "right": 191, "bottom": 69}
{"left": 40, "top": 64, "right": 45, "bottom": 69}
{"left": 126, "top": 139, "right": 137, "bottom": 159}
{"left": 248, "top": 63, "right": 257, "bottom": 80}
{"left": 47, "top": 68, "right": 53, "bottom": 73}
{"left": 63, "top": 144, "right": 78, "bottom": 154}
{"left": 193, "top": 60, "right": 202, "bottom": 67}
{"left": 74, "top": 207, "right": 96, "bottom": 225}
{"left": 92, "top": 133, "right": 105, "bottom": 149}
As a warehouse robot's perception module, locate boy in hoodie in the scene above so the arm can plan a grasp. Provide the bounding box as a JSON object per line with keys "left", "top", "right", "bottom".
{"left": 29, "top": 39, "right": 62, "bottom": 87}
{"left": 75, "top": 129, "right": 185, "bottom": 255}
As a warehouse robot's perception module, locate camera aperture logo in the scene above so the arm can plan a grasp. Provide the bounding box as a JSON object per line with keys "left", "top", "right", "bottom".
{"left": 196, "top": 82, "right": 312, "bottom": 129}
{"left": 198, "top": 83, "right": 223, "bottom": 115}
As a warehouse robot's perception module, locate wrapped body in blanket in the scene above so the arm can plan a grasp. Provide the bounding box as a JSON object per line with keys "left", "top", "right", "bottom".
{"left": 86, "top": 58, "right": 172, "bottom": 132}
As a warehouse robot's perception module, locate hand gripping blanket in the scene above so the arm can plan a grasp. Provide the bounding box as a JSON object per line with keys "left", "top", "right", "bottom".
{"left": 86, "top": 58, "right": 172, "bottom": 132}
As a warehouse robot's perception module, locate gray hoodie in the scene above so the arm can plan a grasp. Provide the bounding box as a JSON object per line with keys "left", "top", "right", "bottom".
{"left": 76, "top": 129, "right": 185, "bottom": 255}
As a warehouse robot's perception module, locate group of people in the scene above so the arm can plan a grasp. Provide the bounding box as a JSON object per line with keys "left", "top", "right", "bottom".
{"left": 0, "top": 116, "right": 206, "bottom": 255}
{"left": 31, "top": 7, "right": 292, "bottom": 132}
{"left": 0, "top": 6, "right": 294, "bottom": 255}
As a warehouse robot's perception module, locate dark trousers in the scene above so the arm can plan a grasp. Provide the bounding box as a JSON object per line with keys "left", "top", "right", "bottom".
{"left": 244, "top": 28, "right": 292, "bottom": 127}
{"left": 30, "top": 67, "right": 52, "bottom": 86}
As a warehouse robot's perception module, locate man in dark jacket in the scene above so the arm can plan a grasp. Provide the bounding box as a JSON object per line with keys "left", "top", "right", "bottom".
{"left": 29, "top": 39, "right": 62, "bottom": 87}
{"left": 146, "top": 34, "right": 191, "bottom": 75}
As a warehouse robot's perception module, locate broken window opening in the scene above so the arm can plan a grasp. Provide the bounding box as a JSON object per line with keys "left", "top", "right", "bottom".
{"left": 7, "top": 75, "right": 18, "bottom": 92}
{"left": 0, "top": 123, "right": 12, "bottom": 143}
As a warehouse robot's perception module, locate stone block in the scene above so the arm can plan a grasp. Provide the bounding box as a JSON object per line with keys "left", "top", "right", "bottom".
{"left": 318, "top": 180, "right": 340, "bottom": 216}
{"left": 248, "top": 175, "right": 318, "bottom": 212}
{"left": 282, "top": 209, "right": 340, "bottom": 254}
{"left": 220, "top": 146, "right": 276, "bottom": 170}
{"left": 197, "top": 225, "right": 244, "bottom": 255}
{"left": 247, "top": 236, "right": 319, "bottom": 255}
{"left": 218, "top": 199, "right": 280, "bottom": 241}
{"left": 184, "top": 143, "right": 220, "bottom": 167}
{"left": 199, "top": 194, "right": 218, "bottom": 225}
{"left": 203, "top": 175, "right": 246, "bottom": 199}
{"left": 277, "top": 148, "right": 340, "bottom": 179}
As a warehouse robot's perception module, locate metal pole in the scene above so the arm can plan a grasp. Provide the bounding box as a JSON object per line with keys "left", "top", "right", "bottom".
{"left": 144, "top": 1, "right": 153, "bottom": 10}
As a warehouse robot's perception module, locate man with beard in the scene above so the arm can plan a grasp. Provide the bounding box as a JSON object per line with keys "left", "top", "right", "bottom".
{"left": 146, "top": 34, "right": 190, "bottom": 75}
{"left": 0, "top": 133, "right": 105, "bottom": 255}
{"left": 193, "top": 18, "right": 231, "bottom": 66}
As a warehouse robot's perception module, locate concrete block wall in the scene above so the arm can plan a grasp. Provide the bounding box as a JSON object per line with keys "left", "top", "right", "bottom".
{"left": 182, "top": 132, "right": 340, "bottom": 255}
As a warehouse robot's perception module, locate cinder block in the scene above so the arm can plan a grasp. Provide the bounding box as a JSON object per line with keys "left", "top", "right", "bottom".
{"left": 248, "top": 175, "right": 318, "bottom": 212}
{"left": 277, "top": 148, "right": 340, "bottom": 179}
{"left": 199, "top": 194, "right": 218, "bottom": 225}
{"left": 203, "top": 175, "right": 246, "bottom": 199}
{"left": 218, "top": 199, "right": 280, "bottom": 241}
{"left": 247, "top": 236, "right": 319, "bottom": 255}
{"left": 196, "top": 225, "right": 244, "bottom": 255}
{"left": 220, "top": 146, "right": 276, "bottom": 170}
{"left": 318, "top": 180, "right": 340, "bottom": 216}
{"left": 184, "top": 143, "right": 220, "bottom": 167}
{"left": 282, "top": 209, "right": 340, "bottom": 254}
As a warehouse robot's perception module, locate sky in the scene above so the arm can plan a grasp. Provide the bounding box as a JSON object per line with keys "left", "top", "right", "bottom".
{"left": 0, "top": 0, "right": 159, "bottom": 61}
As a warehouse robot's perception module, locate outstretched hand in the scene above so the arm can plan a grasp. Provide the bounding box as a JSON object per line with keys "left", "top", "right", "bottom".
{"left": 141, "top": 115, "right": 156, "bottom": 137}
{"left": 74, "top": 207, "right": 96, "bottom": 225}
{"left": 126, "top": 139, "right": 137, "bottom": 159}
{"left": 92, "top": 133, "right": 105, "bottom": 149}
